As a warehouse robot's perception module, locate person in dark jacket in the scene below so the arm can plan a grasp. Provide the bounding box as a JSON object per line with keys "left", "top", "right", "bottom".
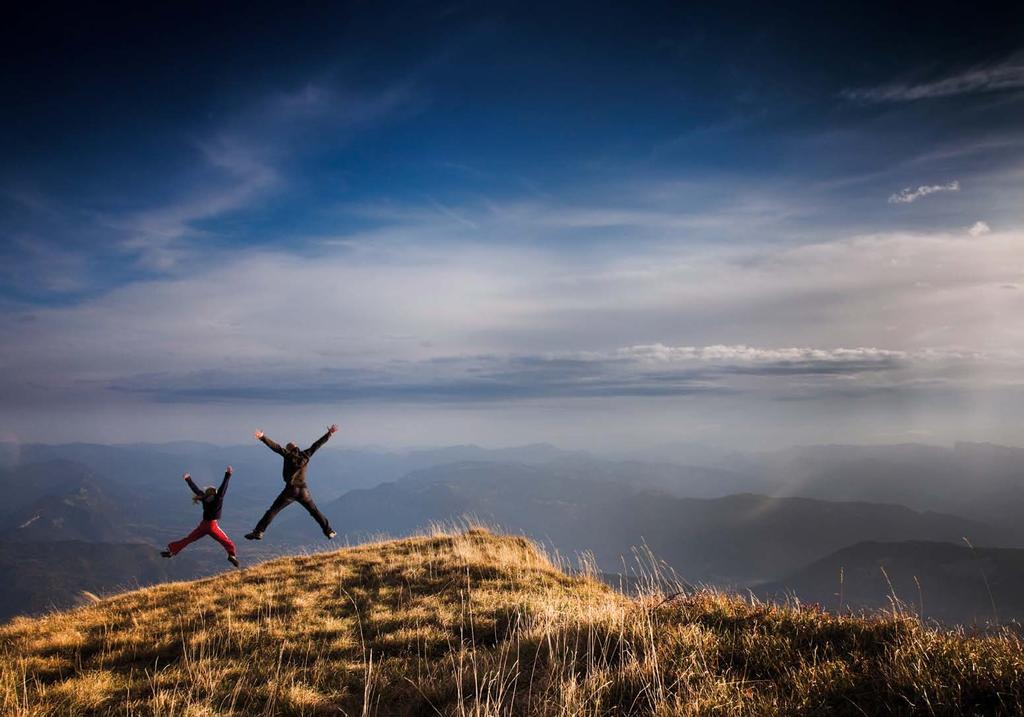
{"left": 245, "top": 424, "right": 338, "bottom": 541}
{"left": 162, "top": 466, "right": 239, "bottom": 567}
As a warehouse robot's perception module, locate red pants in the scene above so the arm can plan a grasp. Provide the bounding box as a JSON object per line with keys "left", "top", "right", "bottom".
{"left": 168, "top": 520, "right": 236, "bottom": 556}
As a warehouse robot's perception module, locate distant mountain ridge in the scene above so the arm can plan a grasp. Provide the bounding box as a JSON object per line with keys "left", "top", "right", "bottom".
{"left": 0, "top": 540, "right": 208, "bottom": 620}
{"left": 3, "top": 440, "right": 1023, "bottom": 624}
{"left": 286, "top": 461, "right": 997, "bottom": 585}
{"left": 0, "top": 460, "right": 139, "bottom": 542}
{"left": 726, "top": 442, "right": 1024, "bottom": 533}
{"left": 760, "top": 540, "right": 1024, "bottom": 625}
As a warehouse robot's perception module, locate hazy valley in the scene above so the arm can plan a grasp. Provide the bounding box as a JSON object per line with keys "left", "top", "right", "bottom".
{"left": 3, "top": 440, "right": 1023, "bottom": 627}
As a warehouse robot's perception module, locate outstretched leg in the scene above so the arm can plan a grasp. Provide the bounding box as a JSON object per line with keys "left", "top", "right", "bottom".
{"left": 207, "top": 520, "right": 237, "bottom": 556}
{"left": 296, "top": 487, "right": 332, "bottom": 535}
{"left": 252, "top": 488, "right": 295, "bottom": 535}
{"left": 168, "top": 522, "right": 209, "bottom": 555}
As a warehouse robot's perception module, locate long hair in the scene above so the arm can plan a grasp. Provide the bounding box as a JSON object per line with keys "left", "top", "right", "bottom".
{"left": 193, "top": 487, "right": 216, "bottom": 504}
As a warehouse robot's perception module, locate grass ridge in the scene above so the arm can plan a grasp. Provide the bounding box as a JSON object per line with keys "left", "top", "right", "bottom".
{"left": 2, "top": 528, "right": 1022, "bottom": 715}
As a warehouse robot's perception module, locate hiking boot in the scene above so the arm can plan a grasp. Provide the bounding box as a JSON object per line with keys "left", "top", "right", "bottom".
{"left": 160, "top": 550, "right": 172, "bottom": 558}
{"left": 244, "top": 531, "right": 263, "bottom": 541}
{"left": 227, "top": 555, "right": 240, "bottom": 568}
{"left": 325, "top": 529, "right": 337, "bottom": 540}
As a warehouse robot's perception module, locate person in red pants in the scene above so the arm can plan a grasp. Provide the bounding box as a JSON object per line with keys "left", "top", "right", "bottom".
{"left": 162, "top": 466, "right": 240, "bottom": 567}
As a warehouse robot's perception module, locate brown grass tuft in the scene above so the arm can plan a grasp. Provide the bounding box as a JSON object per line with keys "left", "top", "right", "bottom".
{"left": 2, "top": 528, "right": 1021, "bottom": 715}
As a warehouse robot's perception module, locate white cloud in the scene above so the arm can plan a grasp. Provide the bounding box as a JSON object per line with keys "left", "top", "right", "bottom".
{"left": 888, "top": 181, "right": 959, "bottom": 204}
{"left": 110, "top": 141, "right": 279, "bottom": 270}
{"left": 844, "top": 54, "right": 1024, "bottom": 102}
{"left": 3, "top": 225, "right": 1023, "bottom": 404}
{"left": 610, "top": 344, "right": 908, "bottom": 364}
{"left": 969, "top": 221, "right": 991, "bottom": 237}
{"left": 4, "top": 219, "right": 1024, "bottom": 446}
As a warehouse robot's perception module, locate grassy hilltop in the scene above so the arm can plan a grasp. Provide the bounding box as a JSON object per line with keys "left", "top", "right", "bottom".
{"left": 2, "top": 530, "right": 1022, "bottom": 716}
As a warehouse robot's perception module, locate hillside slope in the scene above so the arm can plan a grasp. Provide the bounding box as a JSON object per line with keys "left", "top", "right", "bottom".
{"left": 2, "top": 530, "right": 1022, "bottom": 716}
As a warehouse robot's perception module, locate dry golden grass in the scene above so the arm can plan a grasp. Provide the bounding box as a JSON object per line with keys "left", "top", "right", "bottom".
{"left": 2, "top": 528, "right": 1022, "bottom": 716}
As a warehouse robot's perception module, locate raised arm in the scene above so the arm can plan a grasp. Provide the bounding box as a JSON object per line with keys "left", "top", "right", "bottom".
{"left": 304, "top": 424, "right": 338, "bottom": 456}
{"left": 217, "top": 466, "right": 233, "bottom": 498}
{"left": 255, "top": 430, "right": 286, "bottom": 456}
{"left": 183, "top": 473, "right": 203, "bottom": 496}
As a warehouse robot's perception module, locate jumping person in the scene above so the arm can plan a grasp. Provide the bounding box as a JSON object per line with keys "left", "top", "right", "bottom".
{"left": 245, "top": 424, "right": 338, "bottom": 541}
{"left": 162, "top": 466, "right": 240, "bottom": 567}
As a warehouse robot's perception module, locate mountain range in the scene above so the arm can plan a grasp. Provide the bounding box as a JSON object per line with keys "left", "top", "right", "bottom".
{"left": 280, "top": 461, "right": 998, "bottom": 585}
{"left": 2, "top": 439, "right": 1023, "bottom": 625}
{"left": 759, "top": 540, "right": 1024, "bottom": 625}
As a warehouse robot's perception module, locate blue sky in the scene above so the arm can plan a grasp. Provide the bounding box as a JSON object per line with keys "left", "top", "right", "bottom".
{"left": 2, "top": 2, "right": 1024, "bottom": 449}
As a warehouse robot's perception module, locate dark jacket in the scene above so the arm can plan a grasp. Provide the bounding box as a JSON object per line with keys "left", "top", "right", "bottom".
{"left": 186, "top": 470, "right": 231, "bottom": 521}
{"left": 260, "top": 431, "right": 331, "bottom": 486}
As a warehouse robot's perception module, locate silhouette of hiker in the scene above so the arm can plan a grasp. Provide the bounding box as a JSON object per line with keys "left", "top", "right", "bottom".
{"left": 245, "top": 425, "right": 338, "bottom": 541}
{"left": 162, "top": 466, "right": 240, "bottom": 567}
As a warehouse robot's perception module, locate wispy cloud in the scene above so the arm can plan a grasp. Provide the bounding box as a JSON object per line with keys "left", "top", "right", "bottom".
{"left": 3, "top": 224, "right": 1022, "bottom": 408}
{"left": 111, "top": 141, "right": 279, "bottom": 270}
{"left": 107, "top": 343, "right": 920, "bottom": 404}
{"left": 19, "top": 80, "right": 423, "bottom": 276}
{"left": 429, "top": 198, "right": 479, "bottom": 229}
{"left": 611, "top": 344, "right": 908, "bottom": 366}
{"left": 888, "top": 181, "right": 959, "bottom": 204}
{"left": 968, "top": 220, "right": 991, "bottom": 237}
{"left": 844, "top": 54, "right": 1024, "bottom": 102}
{"left": 333, "top": 184, "right": 807, "bottom": 250}
{"left": 262, "top": 82, "right": 421, "bottom": 128}
{"left": 3, "top": 221, "right": 1024, "bottom": 445}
